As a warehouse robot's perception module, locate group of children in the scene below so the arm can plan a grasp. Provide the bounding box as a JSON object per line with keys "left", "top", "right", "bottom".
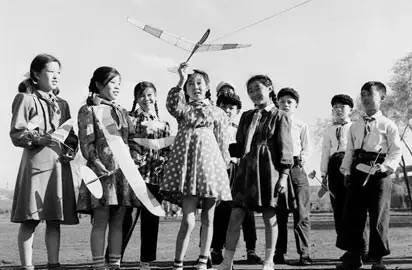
{"left": 10, "top": 54, "right": 402, "bottom": 270}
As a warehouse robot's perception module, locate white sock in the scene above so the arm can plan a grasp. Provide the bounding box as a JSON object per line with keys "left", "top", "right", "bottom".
{"left": 218, "top": 249, "right": 235, "bottom": 270}
{"left": 264, "top": 248, "right": 274, "bottom": 264}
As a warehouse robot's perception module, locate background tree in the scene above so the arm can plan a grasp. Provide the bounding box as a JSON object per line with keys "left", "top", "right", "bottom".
{"left": 382, "top": 52, "right": 412, "bottom": 127}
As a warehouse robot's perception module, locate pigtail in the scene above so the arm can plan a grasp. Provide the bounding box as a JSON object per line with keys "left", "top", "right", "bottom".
{"left": 269, "top": 91, "right": 279, "bottom": 108}
{"left": 154, "top": 101, "right": 160, "bottom": 118}
{"left": 131, "top": 100, "right": 138, "bottom": 113}
{"left": 205, "top": 89, "right": 212, "bottom": 104}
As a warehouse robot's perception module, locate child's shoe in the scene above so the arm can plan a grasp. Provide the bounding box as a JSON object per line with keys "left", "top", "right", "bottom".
{"left": 211, "top": 249, "right": 223, "bottom": 264}
{"left": 246, "top": 250, "right": 262, "bottom": 264}
{"left": 371, "top": 258, "right": 386, "bottom": 270}
{"left": 172, "top": 259, "right": 183, "bottom": 270}
{"left": 141, "top": 262, "right": 151, "bottom": 270}
{"left": 273, "top": 252, "right": 286, "bottom": 264}
{"left": 48, "top": 263, "right": 62, "bottom": 269}
{"left": 19, "top": 266, "right": 35, "bottom": 270}
{"left": 197, "top": 255, "right": 214, "bottom": 270}
{"left": 261, "top": 261, "right": 274, "bottom": 270}
{"left": 298, "top": 255, "right": 312, "bottom": 266}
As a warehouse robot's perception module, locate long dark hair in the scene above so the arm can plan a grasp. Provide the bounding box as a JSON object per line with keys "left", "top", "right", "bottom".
{"left": 87, "top": 66, "right": 120, "bottom": 105}
{"left": 246, "top": 74, "right": 278, "bottom": 107}
{"left": 183, "top": 69, "right": 212, "bottom": 102}
{"left": 131, "top": 81, "right": 159, "bottom": 117}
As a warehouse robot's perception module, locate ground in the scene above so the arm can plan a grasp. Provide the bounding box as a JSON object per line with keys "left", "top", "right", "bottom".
{"left": 0, "top": 213, "right": 411, "bottom": 270}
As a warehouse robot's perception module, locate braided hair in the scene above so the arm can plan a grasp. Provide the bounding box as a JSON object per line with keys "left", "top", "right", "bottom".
{"left": 131, "top": 81, "right": 159, "bottom": 117}
{"left": 246, "top": 74, "right": 278, "bottom": 108}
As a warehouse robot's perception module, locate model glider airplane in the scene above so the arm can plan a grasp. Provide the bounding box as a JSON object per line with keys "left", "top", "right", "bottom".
{"left": 126, "top": 17, "right": 251, "bottom": 54}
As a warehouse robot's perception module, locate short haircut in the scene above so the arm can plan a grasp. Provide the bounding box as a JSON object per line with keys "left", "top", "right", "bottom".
{"left": 331, "top": 94, "right": 354, "bottom": 108}
{"left": 361, "top": 81, "right": 386, "bottom": 97}
{"left": 277, "top": 87, "right": 300, "bottom": 104}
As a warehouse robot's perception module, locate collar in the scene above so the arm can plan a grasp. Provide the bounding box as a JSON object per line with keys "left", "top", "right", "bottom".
{"left": 135, "top": 107, "right": 158, "bottom": 119}
{"left": 36, "top": 90, "right": 56, "bottom": 101}
{"left": 333, "top": 119, "right": 351, "bottom": 126}
{"left": 362, "top": 110, "right": 382, "bottom": 121}
{"left": 97, "top": 95, "right": 119, "bottom": 107}
{"left": 255, "top": 102, "right": 275, "bottom": 112}
{"left": 188, "top": 99, "right": 210, "bottom": 106}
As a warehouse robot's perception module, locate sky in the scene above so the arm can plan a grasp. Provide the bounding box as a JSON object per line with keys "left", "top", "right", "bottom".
{"left": 1, "top": 0, "right": 412, "bottom": 188}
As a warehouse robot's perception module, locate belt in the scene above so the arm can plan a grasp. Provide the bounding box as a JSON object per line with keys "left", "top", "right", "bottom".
{"left": 293, "top": 156, "right": 302, "bottom": 166}
{"left": 353, "top": 149, "right": 386, "bottom": 163}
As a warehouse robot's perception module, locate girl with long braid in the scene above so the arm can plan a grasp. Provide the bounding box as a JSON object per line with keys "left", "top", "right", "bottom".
{"left": 121, "top": 81, "right": 171, "bottom": 270}
{"left": 77, "top": 66, "right": 139, "bottom": 270}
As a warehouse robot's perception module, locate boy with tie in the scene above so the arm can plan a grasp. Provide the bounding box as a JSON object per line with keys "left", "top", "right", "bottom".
{"left": 318, "top": 94, "right": 369, "bottom": 259}
{"left": 338, "top": 82, "right": 402, "bottom": 270}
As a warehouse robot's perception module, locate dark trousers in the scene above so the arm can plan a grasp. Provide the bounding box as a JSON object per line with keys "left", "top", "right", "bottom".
{"left": 328, "top": 152, "right": 368, "bottom": 251}
{"left": 275, "top": 162, "right": 311, "bottom": 256}
{"left": 342, "top": 152, "right": 392, "bottom": 258}
{"left": 211, "top": 201, "right": 257, "bottom": 251}
{"left": 120, "top": 184, "right": 161, "bottom": 262}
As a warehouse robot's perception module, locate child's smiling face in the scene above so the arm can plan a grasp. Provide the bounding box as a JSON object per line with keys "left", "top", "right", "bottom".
{"left": 98, "top": 75, "right": 121, "bottom": 101}
{"left": 137, "top": 87, "right": 156, "bottom": 112}
{"left": 186, "top": 73, "right": 207, "bottom": 101}
{"left": 247, "top": 81, "right": 272, "bottom": 106}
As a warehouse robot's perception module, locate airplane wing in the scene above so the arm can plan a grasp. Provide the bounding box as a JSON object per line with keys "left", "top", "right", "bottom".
{"left": 127, "top": 17, "right": 194, "bottom": 52}
{"left": 197, "top": 43, "right": 251, "bottom": 52}
{"left": 127, "top": 17, "right": 251, "bottom": 53}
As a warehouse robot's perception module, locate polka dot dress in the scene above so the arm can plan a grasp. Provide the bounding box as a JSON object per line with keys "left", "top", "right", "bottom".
{"left": 160, "top": 87, "right": 232, "bottom": 206}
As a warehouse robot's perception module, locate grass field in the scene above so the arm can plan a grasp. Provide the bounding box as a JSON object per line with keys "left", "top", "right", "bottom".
{"left": 0, "top": 213, "right": 411, "bottom": 270}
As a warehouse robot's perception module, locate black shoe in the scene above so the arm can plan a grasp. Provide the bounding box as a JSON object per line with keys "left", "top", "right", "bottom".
{"left": 336, "top": 262, "right": 362, "bottom": 270}
{"left": 246, "top": 250, "right": 263, "bottom": 264}
{"left": 210, "top": 249, "right": 223, "bottom": 265}
{"left": 336, "top": 254, "right": 362, "bottom": 270}
{"left": 273, "top": 253, "right": 286, "bottom": 264}
{"left": 298, "top": 256, "right": 312, "bottom": 266}
{"left": 339, "top": 251, "right": 350, "bottom": 261}
{"left": 207, "top": 257, "right": 213, "bottom": 269}
{"left": 362, "top": 253, "right": 373, "bottom": 263}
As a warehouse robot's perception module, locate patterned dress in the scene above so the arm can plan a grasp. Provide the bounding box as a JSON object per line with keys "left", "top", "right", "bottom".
{"left": 128, "top": 108, "right": 171, "bottom": 186}
{"left": 231, "top": 105, "right": 294, "bottom": 212}
{"left": 10, "top": 90, "right": 78, "bottom": 224}
{"left": 76, "top": 100, "right": 140, "bottom": 214}
{"left": 160, "top": 87, "right": 232, "bottom": 206}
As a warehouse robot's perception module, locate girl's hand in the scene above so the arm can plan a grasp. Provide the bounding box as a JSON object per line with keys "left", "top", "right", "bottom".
{"left": 275, "top": 173, "right": 288, "bottom": 194}
{"left": 177, "top": 62, "right": 189, "bottom": 88}
{"left": 33, "top": 134, "right": 54, "bottom": 147}
{"left": 93, "top": 159, "right": 110, "bottom": 176}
